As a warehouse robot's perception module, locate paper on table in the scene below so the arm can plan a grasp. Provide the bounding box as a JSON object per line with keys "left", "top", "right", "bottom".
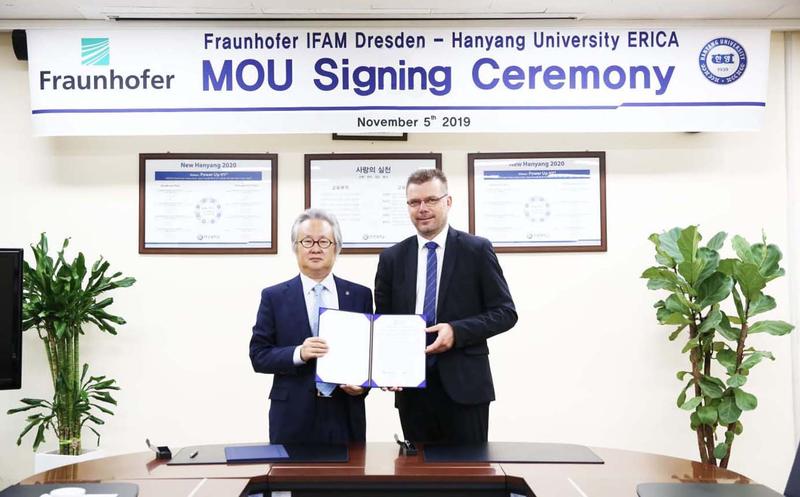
{"left": 316, "top": 309, "right": 372, "bottom": 386}
{"left": 370, "top": 314, "right": 426, "bottom": 388}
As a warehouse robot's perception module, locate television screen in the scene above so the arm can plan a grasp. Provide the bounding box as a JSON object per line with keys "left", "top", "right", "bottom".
{"left": 0, "top": 248, "right": 23, "bottom": 390}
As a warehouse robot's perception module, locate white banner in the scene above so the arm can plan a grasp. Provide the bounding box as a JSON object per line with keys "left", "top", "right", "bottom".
{"left": 26, "top": 27, "right": 770, "bottom": 135}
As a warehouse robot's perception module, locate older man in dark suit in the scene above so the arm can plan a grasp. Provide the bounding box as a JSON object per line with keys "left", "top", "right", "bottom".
{"left": 375, "top": 169, "right": 517, "bottom": 444}
{"left": 250, "top": 208, "right": 373, "bottom": 444}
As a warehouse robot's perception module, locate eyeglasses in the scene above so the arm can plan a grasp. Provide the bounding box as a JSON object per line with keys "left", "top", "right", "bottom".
{"left": 298, "top": 238, "right": 335, "bottom": 249}
{"left": 406, "top": 193, "right": 449, "bottom": 208}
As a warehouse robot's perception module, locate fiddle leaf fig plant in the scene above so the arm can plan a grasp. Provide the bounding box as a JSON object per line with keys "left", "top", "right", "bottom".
{"left": 642, "top": 226, "right": 793, "bottom": 467}
{"left": 6, "top": 233, "right": 135, "bottom": 455}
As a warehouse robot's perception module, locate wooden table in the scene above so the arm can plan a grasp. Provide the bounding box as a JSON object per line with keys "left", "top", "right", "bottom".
{"left": 18, "top": 443, "right": 751, "bottom": 497}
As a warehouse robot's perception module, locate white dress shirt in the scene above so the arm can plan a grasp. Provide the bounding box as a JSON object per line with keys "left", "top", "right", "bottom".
{"left": 293, "top": 272, "right": 339, "bottom": 365}
{"left": 414, "top": 225, "right": 449, "bottom": 318}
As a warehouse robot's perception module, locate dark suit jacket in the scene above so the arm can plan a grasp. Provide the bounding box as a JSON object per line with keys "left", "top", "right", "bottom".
{"left": 250, "top": 274, "right": 373, "bottom": 444}
{"left": 375, "top": 227, "right": 517, "bottom": 405}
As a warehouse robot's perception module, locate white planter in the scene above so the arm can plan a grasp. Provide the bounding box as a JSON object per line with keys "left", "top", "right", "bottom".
{"left": 34, "top": 449, "right": 106, "bottom": 474}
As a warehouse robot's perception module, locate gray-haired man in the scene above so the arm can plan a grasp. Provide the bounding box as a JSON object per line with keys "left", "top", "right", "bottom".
{"left": 250, "top": 208, "right": 373, "bottom": 444}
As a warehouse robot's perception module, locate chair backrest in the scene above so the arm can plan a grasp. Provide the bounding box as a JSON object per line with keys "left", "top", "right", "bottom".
{"left": 785, "top": 441, "right": 800, "bottom": 497}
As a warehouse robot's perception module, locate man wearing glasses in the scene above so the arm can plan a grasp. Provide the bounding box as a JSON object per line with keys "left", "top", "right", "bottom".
{"left": 250, "top": 208, "right": 373, "bottom": 444}
{"left": 375, "top": 169, "right": 517, "bottom": 443}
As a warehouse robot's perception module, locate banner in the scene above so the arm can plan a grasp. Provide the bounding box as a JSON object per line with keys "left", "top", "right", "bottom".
{"left": 26, "top": 27, "right": 770, "bottom": 135}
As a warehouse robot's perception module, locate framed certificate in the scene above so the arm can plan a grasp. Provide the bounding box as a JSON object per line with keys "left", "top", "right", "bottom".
{"left": 468, "top": 152, "right": 606, "bottom": 253}
{"left": 305, "top": 153, "right": 442, "bottom": 253}
{"left": 139, "top": 153, "right": 278, "bottom": 254}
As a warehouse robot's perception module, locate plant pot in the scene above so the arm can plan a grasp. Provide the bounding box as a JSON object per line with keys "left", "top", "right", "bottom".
{"left": 34, "top": 449, "right": 106, "bottom": 474}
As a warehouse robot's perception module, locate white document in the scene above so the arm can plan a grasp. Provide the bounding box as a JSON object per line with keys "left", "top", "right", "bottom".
{"left": 315, "top": 309, "right": 426, "bottom": 388}
{"left": 316, "top": 309, "right": 372, "bottom": 386}
{"left": 370, "top": 314, "right": 426, "bottom": 388}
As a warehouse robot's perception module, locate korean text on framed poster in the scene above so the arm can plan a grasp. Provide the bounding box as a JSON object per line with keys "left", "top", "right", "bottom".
{"left": 305, "top": 153, "right": 442, "bottom": 253}
{"left": 139, "top": 153, "right": 278, "bottom": 254}
{"left": 468, "top": 152, "right": 606, "bottom": 253}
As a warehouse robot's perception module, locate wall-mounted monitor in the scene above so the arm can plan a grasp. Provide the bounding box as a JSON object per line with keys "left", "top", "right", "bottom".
{"left": 0, "top": 248, "right": 23, "bottom": 390}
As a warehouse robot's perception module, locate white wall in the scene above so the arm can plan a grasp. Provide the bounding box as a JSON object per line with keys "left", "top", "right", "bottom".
{"left": 1, "top": 31, "right": 797, "bottom": 492}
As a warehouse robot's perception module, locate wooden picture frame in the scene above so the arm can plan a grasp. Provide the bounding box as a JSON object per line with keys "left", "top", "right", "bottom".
{"left": 305, "top": 153, "right": 442, "bottom": 254}
{"left": 468, "top": 151, "right": 607, "bottom": 253}
{"left": 139, "top": 153, "right": 278, "bottom": 254}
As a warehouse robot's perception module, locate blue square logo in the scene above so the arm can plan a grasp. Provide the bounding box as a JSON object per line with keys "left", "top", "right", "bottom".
{"left": 81, "top": 37, "right": 109, "bottom": 66}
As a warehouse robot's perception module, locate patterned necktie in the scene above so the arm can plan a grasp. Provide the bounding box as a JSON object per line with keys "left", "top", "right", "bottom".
{"left": 311, "top": 283, "right": 337, "bottom": 397}
{"left": 423, "top": 241, "right": 439, "bottom": 367}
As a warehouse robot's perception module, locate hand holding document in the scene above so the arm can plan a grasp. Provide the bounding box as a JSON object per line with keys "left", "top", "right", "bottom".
{"left": 316, "top": 309, "right": 426, "bottom": 388}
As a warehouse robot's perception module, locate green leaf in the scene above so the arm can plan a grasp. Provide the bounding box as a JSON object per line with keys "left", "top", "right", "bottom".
{"left": 7, "top": 404, "right": 43, "bottom": 415}
{"left": 748, "top": 294, "right": 777, "bottom": 317}
{"left": 15, "top": 417, "right": 40, "bottom": 446}
{"left": 698, "top": 405, "right": 718, "bottom": 425}
{"left": 676, "top": 379, "right": 693, "bottom": 407}
{"left": 733, "top": 388, "right": 758, "bottom": 411}
{"left": 657, "top": 308, "right": 691, "bottom": 326}
{"left": 695, "top": 247, "right": 720, "bottom": 286}
{"left": 716, "top": 349, "right": 737, "bottom": 371}
{"left": 658, "top": 228, "right": 684, "bottom": 264}
{"left": 714, "top": 442, "right": 729, "bottom": 460}
{"left": 699, "top": 375, "right": 725, "bottom": 399}
{"left": 718, "top": 258, "right": 736, "bottom": 277}
{"left": 727, "top": 374, "right": 747, "bottom": 388}
{"left": 717, "top": 313, "right": 741, "bottom": 341}
{"left": 733, "top": 421, "right": 744, "bottom": 435}
{"left": 642, "top": 267, "right": 682, "bottom": 292}
{"left": 732, "top": 235, "right": 755, "bottom": 264}
{"left": 677, "top": 226, "right": 700, "bottom": 263}
{"left": 750, "top": 242, "right": 783, "bottom": 281}
{"left": 677, "top": 390, "right": 687, "bottom": 408}
{"left": 718, "top": 395, "right": 742, "bottom": 424}
{"left": 678, "top": 259, "right": 705, "bottom": 287}
{"left": 681, "top": 397, "right": 703, "bottom": 410}
{"left": 682, "top": 337, "right": 700, "bottom": 354}
{"left": 665, "top": 294, "right": 691, "bottom": 316}
{"left": 696, "top": 273, "right": 733, "bottom": 309}
{"left": 748, "top": 320, "right": 794, "bottom": 336}
{"left": 690, "top": 412, "right": 701, "bottom": 430}
{"left": 706, "top": 232, "right": 727, "bottom": 251}
{"left": 741, "top": 351, "right": 775, "bottom": 370}
{"left": 734, "top": 263, "right": 767, "bottom": 303}
{"left": 697, "top": 307, "right": 722, "bottom": 335}
{"left": 676, "top": 371, "right": 692, "bottom": 381}
{"left": 669, "top": 325, "right": 688, "bottom": 341}
{"left": 33, "top": 423, "right": 47, "bottom": 451}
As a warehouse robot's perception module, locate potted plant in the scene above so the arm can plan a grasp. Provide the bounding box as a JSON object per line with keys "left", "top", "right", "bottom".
{"left": 7, "top": 234, "right": 135, "bottom": 470}
{"left": 642, "top": 226, "right": 793, "bottom": 467}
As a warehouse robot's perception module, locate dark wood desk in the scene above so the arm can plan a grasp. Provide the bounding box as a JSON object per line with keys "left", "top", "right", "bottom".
{"left": 19, "top": 443, "right": 752, "bottom": 497}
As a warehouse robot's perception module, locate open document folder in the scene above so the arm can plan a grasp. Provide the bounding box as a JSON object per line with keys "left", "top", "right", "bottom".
{"left": 316, "top": 308, "right": 427, "bottom": 388}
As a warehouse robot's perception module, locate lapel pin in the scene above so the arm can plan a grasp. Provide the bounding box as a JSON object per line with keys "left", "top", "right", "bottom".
{"left": 345, "top": 291, "right": 350, "bottom": 296}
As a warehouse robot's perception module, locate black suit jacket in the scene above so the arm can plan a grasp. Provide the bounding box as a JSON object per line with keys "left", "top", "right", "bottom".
{"left": 375, "top": 227, "right": 517, "bottom": 405}
{"left": 250, "top": 274, "right": 373, "bottom": 444}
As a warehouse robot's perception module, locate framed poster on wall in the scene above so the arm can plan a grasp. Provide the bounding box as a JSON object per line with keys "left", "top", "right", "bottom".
{"left": 468, "top": 151, "right": 606, "bottom": 253}
{"left": 139, "top": 153, "right": 278, "bottom": 254}
{"left": 305, "top": 153, "right": 441, "bottom": 253}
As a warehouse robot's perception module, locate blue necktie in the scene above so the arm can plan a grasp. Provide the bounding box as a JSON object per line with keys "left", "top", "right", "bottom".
{"left": 423, "top": 241, "right": 438, "bottom": 366}
{"left": 311, "top": 284, "right": 337, "bottom": 397}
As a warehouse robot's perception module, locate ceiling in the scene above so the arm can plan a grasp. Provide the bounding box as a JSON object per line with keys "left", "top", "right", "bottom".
{"left": 0, "top": 0, "right": 799, "bottom": 21}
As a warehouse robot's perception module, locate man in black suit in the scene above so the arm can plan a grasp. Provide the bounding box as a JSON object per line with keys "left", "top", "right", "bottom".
{"left": 375, "top": 169, "right": 517, "bottom": 444}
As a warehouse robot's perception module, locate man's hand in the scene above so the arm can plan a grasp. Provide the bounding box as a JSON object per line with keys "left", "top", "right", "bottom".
{"left": 425, "top": 323, "right": 454, "bottom": 354}
{"left": 380, "top": 386, "right": 404, "bottom": 392}
{"left": 299, "top": 337, "right": 328, "bottom": 361}
{"left": 340, "top": 385, "right": 365, "bottom": 396}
